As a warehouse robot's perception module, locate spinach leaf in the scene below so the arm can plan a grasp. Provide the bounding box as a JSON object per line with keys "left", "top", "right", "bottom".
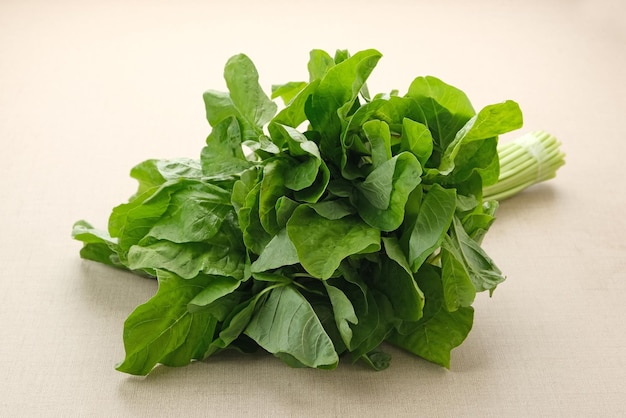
{"left": 353, "top": 152, "right": 422, "bottom": 231}
{"left": 286, "top": 205, "right": 380, "bottom": 279}
{"left": 115, "top": 270, "right": 220, "bottom": 376}
{"left": 404, "top": 183, "right": 457, "bottom": 272}
{"left": 244, "top": 285, "right": 339, "bottom": 369}
{"left": 388, "top": 265, "right": 474, "bottom": 368}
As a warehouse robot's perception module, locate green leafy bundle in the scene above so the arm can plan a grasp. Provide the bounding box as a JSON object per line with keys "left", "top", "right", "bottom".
{"left": 73, "top": 48, "right": 525, "bottom": 375}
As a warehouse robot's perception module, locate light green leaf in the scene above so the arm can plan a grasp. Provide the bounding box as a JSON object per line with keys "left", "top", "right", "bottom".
{"left": 224, "top": 53, "right": 277, "bottom": 133}
{"left": 308, "top": 49, "right": 335, "bottom": 81}
{"left": 130, "top": 158, "right": 202, "bottom": 196}
{"left": 406, "top": 75, "right": 475, "bottom": 151}
{"left": 271, "top": 81, "right": 308, "bottom": 104}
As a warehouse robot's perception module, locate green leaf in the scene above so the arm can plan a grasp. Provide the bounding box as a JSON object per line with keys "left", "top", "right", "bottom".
{"left": 271, "top": 81, "right": 308, "bottom": 104}
{"left": 447, "top": 216, "right": 506, "bottom": 293}
{"left": 271, "top": 80, "right": 320, "bottom": 128}
{"left": 306, "top": 49, "right": 382, "bottom": 165}
{"left": 200, "top": 116, "right": 250, "bottom": 178}
{"left": 130, "top": 158, "right": 202, "bottom": 196}
{"left": 108, "top": 180, "right": 179, "bottom": 252}
{"left": 307, "top": 49, "right": 335, "bottom": 81}
{"left": 259, "top": 158, "right": 290, "bottom": 235}
{"left": 72, "top": 220, "right": 125, "bottom": 269}
{"left": 340, "top": 99, "right": 387, "bottom": 180}
{"left": 250, "top": 228, "right": 299, "bottom": 273}
{"left": 353, "top": 152, "right": 422, "bottom": 231}
{"left": 127, "top": 237, "right": 246, "bottom": 280}
{"left": 202, "top": 90, "right": 239, "bottom": 128}
{"left": 187, "top": 276, "right": 242, "bottom": 313}
{"left": 440, "top": 236, "right": 476, "bottom": 311}
{"left": 400, "top": 118, "right": 433, "bottom": 167}
{"left": 223, "top": 53, "right": 277, "bottom": 134}
{"left": 115, "top": 271, "right": 218, "bottom": 375}
{"left": 309, "top": 199, "right": 355, "bottom": 220}
{"left": 146, "top": 184, "right": 233, "bottom": 243}
{"left": 245, "top": 285, "right": 339, "bottom": 369}
{"left": 462, "top": 199, "right": 498, "bottom": 243}
{"left": 439, "top": 100, "right": 523, "bottom": 174}
{"left": 324, "top": 281, "right": 358, "bottom": 348}
{"left": 346, "top": 288, "right": 395, "bottom": 360}
{"left": 406, "top": 75, "right": 475, "bottom": 151}
{"left": 405, "top": 184, "right": 457, "bottom": 272}
{"left": 378, "top": 237, "right": 424, "bottom": 321}
{"left": 205, "top": 292, "right": 268, "bottom": 357}
{"left": 275, "top": 196, "right": 300, "bottom": 229}
{"left": 388, "top": 265, "right": 474, "bottom": 368}
{"left": 362, "top": 119, "right": 392, "bottom": 168}
{"left": 287, "top": 205, "right": 380, "bottom": 279}
{"left": 238, "top": 182, "right": 272, "bottom": 256}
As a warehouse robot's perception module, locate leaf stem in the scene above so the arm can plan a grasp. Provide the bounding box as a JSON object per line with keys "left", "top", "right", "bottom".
{"left": 484, "top": 130, "right": 565, "bottom": 201}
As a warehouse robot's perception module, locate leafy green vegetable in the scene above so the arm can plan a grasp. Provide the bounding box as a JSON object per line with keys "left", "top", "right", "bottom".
{"left": 72, "top": 48, "right": 563, "bottom": 375}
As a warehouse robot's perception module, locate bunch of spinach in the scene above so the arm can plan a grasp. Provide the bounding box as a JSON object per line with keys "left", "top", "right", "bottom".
{"left": 73, "top": 48, "right": 524, "bottom": 375}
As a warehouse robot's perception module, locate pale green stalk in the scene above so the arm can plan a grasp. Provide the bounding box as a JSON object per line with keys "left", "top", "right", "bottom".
{"left": 484, "top": 130, "right": 565, "bottom": 201}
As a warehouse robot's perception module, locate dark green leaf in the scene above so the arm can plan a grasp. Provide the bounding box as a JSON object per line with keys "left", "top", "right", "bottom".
{"left": 405, "top": 184, "right": 457, "bottom": 272}
{"left": 353, "top": 152, "right": 422, "bottom": 231}
{"left": 388, "top": 265, "right": 474, "bottom": 368}
{"left": 448, "top": 216, "right": 506, "bottom": 293}
{"left": 324, "top": 281, "right": 358, "bottom": 347}
{"left": 287, "top": 205, "right": 380, "bottom": 279}
{"left": 439, "top": 100, "right": 523, "bottom": 174}
{"left": 187, "top": 276, "right": 242, "bottom": 313}
{"left": 250, "top": 228, "right": 299, "bottom": 273}
{"left": 115, "top": 270, "right": 218, "bottom": 375}
{"left": 200, "top": 116, "right": 250, "bottom": 178}
{"left": 440, "top": 236, "right": 476, "bottom": 311}
{"left": 127, "top": 237, "right": 246, "bottom": 280}
{"left": 245, "top": 285, "right": 339, "bottom": 369}
{"left": 377, "top": 237, "right": 424, "bottom": 321}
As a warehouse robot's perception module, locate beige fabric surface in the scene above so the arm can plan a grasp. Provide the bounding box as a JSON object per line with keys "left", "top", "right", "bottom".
{"left": 2, "top": 0, "right": 625, "bottom": 416}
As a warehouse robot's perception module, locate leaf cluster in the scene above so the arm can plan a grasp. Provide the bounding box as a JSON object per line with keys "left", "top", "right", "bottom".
{"left": 73, "top": 48, "right": 523, "bottom": 375}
